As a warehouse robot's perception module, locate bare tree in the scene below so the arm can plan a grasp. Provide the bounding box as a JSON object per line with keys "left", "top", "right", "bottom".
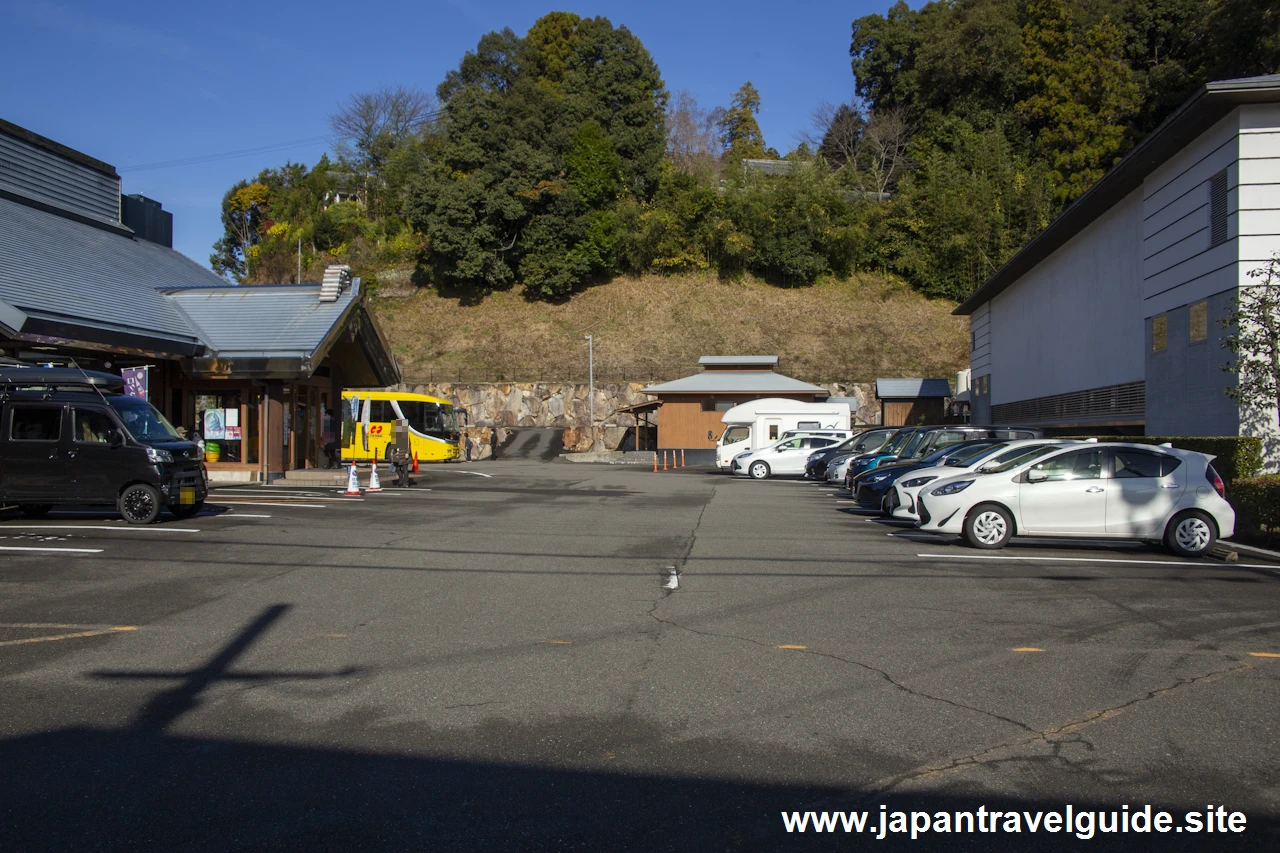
{"left": 855, "top": 107, "right": 913, "bottom": 198}
{"left": 330, "top": 86, "right": 438, "bottom": 173}
{"left": 665, "top": 90, "right": 721, "bottom": 175}
{"left": 802, "top": 101, "right": 864, "bottom": 167}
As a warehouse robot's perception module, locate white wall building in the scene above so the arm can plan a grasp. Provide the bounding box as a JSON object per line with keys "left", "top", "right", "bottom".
{"left": 956, "top": 74, "right": 1280, "bottom": 468}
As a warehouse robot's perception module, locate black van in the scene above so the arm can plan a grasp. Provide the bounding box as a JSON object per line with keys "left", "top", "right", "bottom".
{"left": 0, "top": 367, "right": 207, "bottom": 523}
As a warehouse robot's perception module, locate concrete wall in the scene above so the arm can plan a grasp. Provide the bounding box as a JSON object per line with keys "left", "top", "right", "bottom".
{"left": 987, "top": 188, "right": 1146, "bottom": 407}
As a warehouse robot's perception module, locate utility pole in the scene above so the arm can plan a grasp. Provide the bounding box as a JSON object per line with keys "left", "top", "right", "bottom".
{"left": 297, "top": 238, "right": 302, "bottom": 284}
{"left": 584, "top": 334, "right": 594, "bottom": 427}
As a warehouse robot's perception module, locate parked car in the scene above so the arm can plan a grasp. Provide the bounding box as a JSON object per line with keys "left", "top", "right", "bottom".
{"left": 0, "top": 367, "right": 207, "bottom": 523}
{"left": 890, "top": 440, "right": 1078, "bottom": 522}
{"left": 733, "top": 434, "right": 843, "bottom": 479}
{"left": 843, "top": 425, "right": 1044, "bottom": 489}
{"left": 851, "top": 439, "right": 1006, "bottom": 512}
{"left": 805, "top": 427, "right": 896, "bottom": 479}
{"left": 913, "top": 442, "right": 1234, "bottom": 558}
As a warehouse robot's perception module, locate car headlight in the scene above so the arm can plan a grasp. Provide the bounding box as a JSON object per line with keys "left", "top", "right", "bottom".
{"left": 146, "top": 447, "right": 173, "bottom": 463}
{"left": 868, "top": 472, "right": 892, "bottom": 483}
{"left": 930, "top": 480, "right": 973, "bottom": 496}
{"left": 902, "top": 476, "right": 936, "bottom": 488}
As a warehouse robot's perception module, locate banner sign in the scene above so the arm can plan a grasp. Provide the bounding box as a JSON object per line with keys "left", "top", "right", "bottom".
{"left": 121, "top": 366, "right": 148, "bottom": 400}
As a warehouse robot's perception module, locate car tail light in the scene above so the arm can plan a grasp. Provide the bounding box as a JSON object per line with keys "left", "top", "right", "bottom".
{"left": 1209, "top": 465, "right": 1225, "bottom": 499}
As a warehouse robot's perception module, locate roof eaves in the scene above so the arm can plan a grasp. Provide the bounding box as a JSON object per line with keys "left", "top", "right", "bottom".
{"left": 954, "top": 74, "right": 1280, "bottom": 316}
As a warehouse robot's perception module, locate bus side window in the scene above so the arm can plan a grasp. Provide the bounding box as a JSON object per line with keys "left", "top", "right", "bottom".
{"left": 369, "top": 400, "right": 396, "bottom": 422}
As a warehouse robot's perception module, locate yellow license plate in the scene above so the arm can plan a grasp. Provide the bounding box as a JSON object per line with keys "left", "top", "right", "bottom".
{"left": 179, "top": 487, "right": 196, "bottom": 505}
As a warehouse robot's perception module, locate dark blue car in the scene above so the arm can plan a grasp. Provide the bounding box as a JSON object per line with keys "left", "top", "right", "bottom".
{"left": 851, "top": 440, "right": 1006, "bottom": 513}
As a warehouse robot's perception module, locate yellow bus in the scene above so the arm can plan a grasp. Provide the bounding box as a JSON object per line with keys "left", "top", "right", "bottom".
{"left": 341, "top": 391, "right": 462, "bottom": 464}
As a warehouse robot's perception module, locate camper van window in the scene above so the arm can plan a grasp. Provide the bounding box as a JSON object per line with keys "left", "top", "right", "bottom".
{"left": 796, "top": 421, "right": 820, "bottom": 430}
{"left": 768, "top": 425, "right": 779, "bottom": 441}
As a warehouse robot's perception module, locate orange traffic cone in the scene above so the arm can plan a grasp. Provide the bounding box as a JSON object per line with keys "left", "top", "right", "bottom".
{"left": 342, "top": 462, "right": 362, "bottom": 496}
{"left": 412, "top": 452, "right": 419, "bottom": 473}
{"left": 367, "top": 463, "right": 383, "bottom": 492}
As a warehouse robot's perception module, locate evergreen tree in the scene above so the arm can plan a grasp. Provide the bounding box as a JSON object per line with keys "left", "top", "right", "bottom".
{"left": 717, "top": 82, "right": 770, "bottom": 163}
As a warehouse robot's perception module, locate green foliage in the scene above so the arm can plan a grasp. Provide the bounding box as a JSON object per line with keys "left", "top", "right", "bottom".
{"left": 717, "top": 81, "right": 770, "bottom": 163}
{"left": 1230, "top": 475, "right": 1280, "bottom": 542}
{"left": 1064, "top": 436, "right": 1265, "bottom": 484}
{"left": 1017, "top": 0, "right": 1140, "bottom": 203}
{"left": 1220, "top": 255, "right": 1280, "bottom": 431}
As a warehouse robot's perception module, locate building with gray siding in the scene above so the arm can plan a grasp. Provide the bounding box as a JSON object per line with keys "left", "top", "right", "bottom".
{"left": 955, "top": 74, "right": 1280, "bottom": 469}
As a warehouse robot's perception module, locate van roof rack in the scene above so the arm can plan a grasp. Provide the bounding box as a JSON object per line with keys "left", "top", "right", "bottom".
{"left": 0, "top": 366, "right": 124, "bottom": 391}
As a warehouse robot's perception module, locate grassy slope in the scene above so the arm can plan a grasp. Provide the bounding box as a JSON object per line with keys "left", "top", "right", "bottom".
{"left": 371, "top": 269, "right": 970, "bottom": 384}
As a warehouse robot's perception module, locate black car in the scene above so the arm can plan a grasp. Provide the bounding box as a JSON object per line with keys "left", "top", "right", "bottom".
{"left": 851, "top": 440, "right": 1006, "bottom": 512}
{"left": 804, "top": 427, "right": 896, "bottom": 479}
{"left": 0, "top": 367, "right": 207, "bottom": 523}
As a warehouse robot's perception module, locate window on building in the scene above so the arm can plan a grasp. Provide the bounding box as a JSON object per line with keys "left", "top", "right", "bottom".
{"left": 700, "top": 399, "right": 733, "bottom": 413}
{"left": 1152, "top": 315, "right": 1167, "bottom": 352}
{"left": 1209, "top": 169, "right": 1228, "bottom": 247}
{"left": 971, "top": 331, "right": 976, "bottom": 352}
{"left": 1189, "top": 300, "right": 1208, "bottom": 343}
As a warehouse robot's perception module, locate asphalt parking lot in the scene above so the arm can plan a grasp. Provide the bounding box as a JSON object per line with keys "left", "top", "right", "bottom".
{"left": 1, "top": 457, "right": 1278, "bottom": 851}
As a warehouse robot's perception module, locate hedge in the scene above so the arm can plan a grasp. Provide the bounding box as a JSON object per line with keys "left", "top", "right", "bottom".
{"left": 1231, "top": 475, "right": 1280, "bottom": 543}
{"left": 1062, "top": 436, "right": 1264, "bottom": 485}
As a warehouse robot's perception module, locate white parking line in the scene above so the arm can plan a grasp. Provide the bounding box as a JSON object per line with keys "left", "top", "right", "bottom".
{"left": 200, "top": 513, "right": 272, "bottom": 518}
{"left": 214, "top": 494, "right": 356, "bottom": 502}
{"left": 915, "top": 553, "right": 1280, "bottom": 570}
{"left": 453, "top": 471, "right": 493, "bottom": 478}
{"left": 0, "top": 525, "right": 199, "bottom": 533}
{"left": 0, "top": 545, "right": 103, "bottom": 553}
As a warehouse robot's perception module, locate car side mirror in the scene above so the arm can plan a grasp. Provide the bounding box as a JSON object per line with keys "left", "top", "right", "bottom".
{"left": 708, "top": 431, "right": 714, "bottom": 441}
{"left": 107, "top": 430, "right": 125, "bottom": 447}
{"left": 1026, "top": 468, "right": 1047, "bottom": 483}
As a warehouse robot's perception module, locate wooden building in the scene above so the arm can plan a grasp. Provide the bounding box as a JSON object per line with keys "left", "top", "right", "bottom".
{"left": 876, "top": 378, "right": 952, "bottom": 426}
{"left": 0, "top": 119, "right": 399, "bottom": 483}
{"left": 642, "top": 356, "right": 828, "bottom": 449}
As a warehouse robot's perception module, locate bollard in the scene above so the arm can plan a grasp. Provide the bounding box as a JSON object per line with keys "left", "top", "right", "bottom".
{"left": 343, "top": 462, "right": 362, "bottom": 496}
{"left": 653, "top": 452, "right": 658, "bottom": 472}
{"left": 663, "top": 450, "right": 668, "bottom": 471}
{"left": 367, "top": 462, "right": 383, "bottom": 492}
{"left": 681, "top": 449, "right": 686, "bottom": 468}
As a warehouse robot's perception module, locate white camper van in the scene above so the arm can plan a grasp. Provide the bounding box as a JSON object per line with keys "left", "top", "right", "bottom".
{"left": 714, "top": 398, "right": 852, "bottom": 469}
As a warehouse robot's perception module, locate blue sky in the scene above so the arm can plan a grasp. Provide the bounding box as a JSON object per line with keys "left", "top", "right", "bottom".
{"left": 2, "top": 0, "right": 883, "bottom": 273}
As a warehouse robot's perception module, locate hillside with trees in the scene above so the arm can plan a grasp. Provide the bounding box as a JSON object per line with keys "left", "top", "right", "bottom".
{"left": 210, "top": 2, "right": 1278, "bottom": 369}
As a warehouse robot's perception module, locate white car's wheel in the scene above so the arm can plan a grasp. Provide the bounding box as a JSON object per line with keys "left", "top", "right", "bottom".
{"left": 749, "top": 461, "right": 771, "bottom": 480}
{"left": 1165, "top": 510, "right": 1216, "bottom": 558}
{"left": 964, "top": 504, "right": 1013, "bottom": 550}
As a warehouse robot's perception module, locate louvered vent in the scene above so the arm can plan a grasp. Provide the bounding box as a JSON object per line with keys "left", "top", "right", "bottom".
{"left": 1209, "top": 169, "right": 1228, "bottom": 247}
{"left": 320, "top": 264, "right": 352, "bottom": 303}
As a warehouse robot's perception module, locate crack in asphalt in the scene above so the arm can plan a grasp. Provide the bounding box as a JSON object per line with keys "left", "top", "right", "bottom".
{"left": 822, "top": 659, "right": 1256, "bottom": 808}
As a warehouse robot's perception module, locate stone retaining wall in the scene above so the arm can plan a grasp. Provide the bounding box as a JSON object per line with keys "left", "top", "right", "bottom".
{"left": 393, "top": 381, "right": 879, "bottom": 431}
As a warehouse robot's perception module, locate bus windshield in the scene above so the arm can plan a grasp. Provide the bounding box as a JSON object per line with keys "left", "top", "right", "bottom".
{"left": 107, "top": 396, "right": 182, "bottom": 443}
{"left": 396, "top": 400, "right": 458, "bottom": 436}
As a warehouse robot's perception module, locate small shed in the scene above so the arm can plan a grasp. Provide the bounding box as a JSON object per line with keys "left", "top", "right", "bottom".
{"left": 876, "top": 378, "right": 952, "bottom": 427}
{"left": 641, "top": 356, "right": 828, "bottom": 449}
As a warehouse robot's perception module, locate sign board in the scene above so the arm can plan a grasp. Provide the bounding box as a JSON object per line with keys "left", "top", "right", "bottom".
{"left": 225, "top": 426, "right": 242, "bottom": 440}
{"left": 203, "top": 408, "right": 226, "bottom": 441}
{"left": 121, "top": 367, "right": 148, "bottom": 400}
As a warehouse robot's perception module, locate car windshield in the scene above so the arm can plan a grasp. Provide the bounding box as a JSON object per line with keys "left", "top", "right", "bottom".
{"left": 899, "top": 431, "right": 929, "bottom": 457}
{"left": 978, "top": 444, "right": 1060, "bottom": 474}
{"left": 106, "top": 396, "right": 182, "bottom": 443}
{"left": 922, "top": 441, "right": 995, "bottom": 466}
{"left": 947, "top": 442, "right": 1006, "bottom": 465}
{"left": 876, "top": 429, "right": 915, "bottom": 455}
{"left": 722, "top": 426, "right": 750, "bottom": 444}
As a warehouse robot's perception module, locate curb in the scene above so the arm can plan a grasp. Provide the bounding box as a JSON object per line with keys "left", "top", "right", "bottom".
{"left": 1223, "top": 539, "right": 1280, "bottom": 563}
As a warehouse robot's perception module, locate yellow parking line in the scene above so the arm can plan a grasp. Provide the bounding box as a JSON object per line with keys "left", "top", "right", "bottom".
{"left": 539, "top": 639, "right": 572, "bottom": 645}
{"left": 0, "top": 626, "right": 135, "bottom": 647}
{"left": 776, "top": 644, "right": 807, "bottom": 650}
{"left": 1012, "top": 647, "right": 1046, "bottom": 653}
{"left": 1248, "top": 652, "right": 1280, "bottom": 659}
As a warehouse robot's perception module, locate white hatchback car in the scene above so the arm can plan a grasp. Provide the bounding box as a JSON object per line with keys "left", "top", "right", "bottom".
{"left": 733, "top": 434, "right": 842, "bottom": 479}
{"left": 914, "top": 442, "right": 1235, "bottom": 558}
{"left": 890, "top": 440, "right": 1078, "bottom": 522}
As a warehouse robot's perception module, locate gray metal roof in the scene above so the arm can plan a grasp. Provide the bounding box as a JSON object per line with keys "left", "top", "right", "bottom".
{"left": 955, "top": 73, "right": 1280, "bottom": 315}
{"left": 643, "top": 371, "right": 827, "bottom": 394}
{"left": 166, "top": 283, "right": 359, "bottom": 358}
{"left": 0, "top": 195, "right": 214, "bottom": 345}
{"left": 698, "top": 355, "right": 778, "bottom": 366}
{"left": 876, "top": 378, "right": 952, "bottom": 399}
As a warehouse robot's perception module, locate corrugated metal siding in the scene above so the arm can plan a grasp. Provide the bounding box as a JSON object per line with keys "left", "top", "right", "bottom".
{"left": 0, "top": 134, "right": 120, "bottom": 223}
{"left": 169, "top": 286, "right": 357, "bottom": 356}
{"left": 0, "top": 196, "right": 216, "bottom": 341}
